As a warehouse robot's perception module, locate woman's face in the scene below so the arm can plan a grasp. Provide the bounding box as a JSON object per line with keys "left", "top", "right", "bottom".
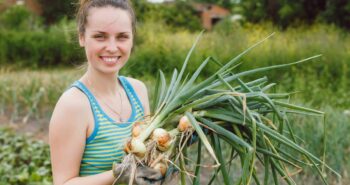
{"left": 79, "top": 6, "right": 133, "bottom": 75}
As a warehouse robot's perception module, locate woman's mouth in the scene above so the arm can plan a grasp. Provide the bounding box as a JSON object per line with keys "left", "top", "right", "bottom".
{"left": 100, "top": 56, "right": 121, "bottom": 65}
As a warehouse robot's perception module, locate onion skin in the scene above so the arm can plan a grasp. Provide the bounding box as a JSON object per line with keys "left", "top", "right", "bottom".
{"left": 125, "top": 138, "right": 147, "bottom": 158}
{"left": 157, "top": 140, "right": 172, "bottom": 152}
{"left": 123, "top": 142, "right": 131, "bottom": 154}
{"left": 132, "top": 121, "right": 146, "bottom": 138}
{"left": 151, "top": 128, "right": 171, "bottom": 151}
{"left": 178, "top": 115, "right": 192, "bottom": 132}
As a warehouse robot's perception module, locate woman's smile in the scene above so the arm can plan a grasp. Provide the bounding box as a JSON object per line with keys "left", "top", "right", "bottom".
{"left": 99, "top": 56, "right": 122, "bottom": 65}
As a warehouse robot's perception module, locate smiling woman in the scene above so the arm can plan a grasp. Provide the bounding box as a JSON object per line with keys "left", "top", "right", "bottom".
{"left": 78, "top": 7, "right": 133, "bottom": 74}
{"left": 48, "top": 0, "right": 166, "bottom": 185}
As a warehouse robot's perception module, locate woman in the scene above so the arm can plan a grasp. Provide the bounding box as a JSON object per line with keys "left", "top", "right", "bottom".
{"left": 49, "top": 0, "right": 169, "bottom": 184}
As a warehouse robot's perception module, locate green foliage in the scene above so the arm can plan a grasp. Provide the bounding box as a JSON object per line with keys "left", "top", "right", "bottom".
{"left": 0, "top": 127, "right": 51, "bottom": 184}
{"left": 240, "top": 0, "right": 350, "bottom": 29}
{"left": 132, "top": 0, "right": 156, "bottom": 22}
{"left": 304, "top": 108, "right": 350, "bottom": 171}
{"left": 0, "top": 69, "right": 82, "bottom": 122}
{"left": 0, "top": 5, "right": 42, "bottom": 31}
{"left": 192, "top": 0, "right": 238, "bottom": 9}
{"left": 288, "top": 106, "right": 350, "bottom": 184}
{"left": 0, "top": 19, "right": 84, "bottom": 68}
{"left": 133, "top": 0, "right": 201, "bottom": 31}
{"left": 321, "top": 0, "right": 350, "bottom": 29}
{"left": 128, "top": 22, "right": 350, "bottom": 109}
{"left": 161, "top": 1, "right": 202, "bottom": 31}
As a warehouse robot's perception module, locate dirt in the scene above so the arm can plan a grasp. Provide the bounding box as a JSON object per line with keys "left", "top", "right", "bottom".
{"left": 0, "top": 114, "right": 50, "bottom": 143}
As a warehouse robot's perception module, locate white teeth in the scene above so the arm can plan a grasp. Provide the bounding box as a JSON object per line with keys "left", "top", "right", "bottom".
{"left": 101, "top": 57, "right": 120, "bottom": 63}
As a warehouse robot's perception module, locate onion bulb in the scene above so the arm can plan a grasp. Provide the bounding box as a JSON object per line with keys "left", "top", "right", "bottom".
{"left": 151, "top": 128, "right": 171, "bottom": 151}
{"left": 124, "top": 138, "right": 147, "bottom": 158}
{"left": 157, "top": 139, "right": 173, "bottom": 152}
{"left": 178, "top": 115, "right": 192, "bottom": 132}
{"left": 132, "top": 121, "right": 146, "bottom": 138}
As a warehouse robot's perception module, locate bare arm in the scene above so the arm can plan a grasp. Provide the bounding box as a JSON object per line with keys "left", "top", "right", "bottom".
{"left": 49, "top": 90, "right": 115, "bottom": 185}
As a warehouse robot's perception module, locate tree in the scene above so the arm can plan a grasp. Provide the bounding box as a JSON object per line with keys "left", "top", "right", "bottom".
{"left": 133, "top": 0, "right": 201, "bottom": 31}
{"left": 241, "top": 0, "right": 350, "bottom": 29}
{"left": 37, "top": 0, "right": 76, "bottom": 25}
{"left": 321, "top": 0, "right": 350, "bottom": 29}
{"left": 192, "top": 0, "right": 238, "bottom": 9}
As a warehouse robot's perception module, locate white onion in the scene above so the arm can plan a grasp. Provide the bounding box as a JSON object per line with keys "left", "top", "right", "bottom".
{"left": 178, "top": 115, "right": 192, "bottom": 132}
{"left": 126, "top": 138, "right": 147, "bottom": 158}
{"left": 152, "top": 128, "right": 171, "bottom": 151}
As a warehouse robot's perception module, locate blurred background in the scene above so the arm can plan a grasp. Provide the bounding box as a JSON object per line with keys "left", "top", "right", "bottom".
{"left": 0, "top": 0, "right": 349, "bottom": 184}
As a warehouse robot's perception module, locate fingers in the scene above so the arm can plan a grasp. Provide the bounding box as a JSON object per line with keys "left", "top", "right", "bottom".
{"left": 135, "top": 176, "right": 162, "bottom": 185}
{"left": 162, "top": 171, "right": 180, "bottom": 185}
{"left": 137, "top": 166, "right": 163, "bottom": 180}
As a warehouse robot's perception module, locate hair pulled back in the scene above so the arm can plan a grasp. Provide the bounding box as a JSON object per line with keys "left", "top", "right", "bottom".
{"left": 76, "top": 0, "right": 136, "bottom": 36}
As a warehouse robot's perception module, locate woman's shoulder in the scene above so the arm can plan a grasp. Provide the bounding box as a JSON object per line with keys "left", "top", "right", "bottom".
{"left": 57, "top": 87, "right": 90, "bottom": 111}
{"left": 124, "top": 77, "right": 148, "bottom": 92}
{"left": 50, "top": 86, "right": 91, "bottom": 125}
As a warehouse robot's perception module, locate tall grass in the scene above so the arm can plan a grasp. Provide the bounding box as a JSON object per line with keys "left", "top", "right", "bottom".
{"left": 288, "top": 106, "right": 350, "bottom": 184}
{"left": 0, "top": 68, "right": 82, "bottom": 123}
{"left": 125, "top": 22, "right": 350, "bottom": 108}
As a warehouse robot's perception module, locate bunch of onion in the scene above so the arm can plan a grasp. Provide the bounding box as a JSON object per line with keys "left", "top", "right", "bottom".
{"left": 120, "top": 32, "right": 340, "bottom": 185}
{"left": 124, "top": 117, "right": 193, "bottom": 176}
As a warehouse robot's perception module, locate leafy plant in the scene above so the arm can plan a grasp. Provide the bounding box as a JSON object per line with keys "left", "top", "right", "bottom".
{"left": 0, "top": 127, "right": 51, "bottom": 184}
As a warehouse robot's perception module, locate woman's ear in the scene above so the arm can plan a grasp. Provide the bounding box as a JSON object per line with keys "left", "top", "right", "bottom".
{"left": 79, "top": 34, "right": 85, "bottom": 47}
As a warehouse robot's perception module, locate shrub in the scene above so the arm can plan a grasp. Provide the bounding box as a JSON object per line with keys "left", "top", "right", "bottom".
{"left": 0, "top": 5, "right": 42, "bottom": 31}
{"left": 0, "top": 127, "right": 52, "bottom": 184}
{"left": 0, "top": 19, "right": 84, "bottom": 68}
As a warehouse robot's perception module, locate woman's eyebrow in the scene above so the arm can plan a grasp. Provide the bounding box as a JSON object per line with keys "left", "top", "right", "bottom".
{"left": 92, "top": 31, "right": 107, "bottom": 34}
{"left": 92, "top": 31, "right": 131, "bottom": 34}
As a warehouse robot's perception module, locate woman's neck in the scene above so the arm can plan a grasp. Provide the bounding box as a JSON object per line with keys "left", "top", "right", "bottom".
{"left": 81, "top": 67, "right": 122, "bottom": 97}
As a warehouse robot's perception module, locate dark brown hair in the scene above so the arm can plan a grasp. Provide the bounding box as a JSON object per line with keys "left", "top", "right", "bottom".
{"left": 76, "top": 0, "right": 136, "bottom": 36}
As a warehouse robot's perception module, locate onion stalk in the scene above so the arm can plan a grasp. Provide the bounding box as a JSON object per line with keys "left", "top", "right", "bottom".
{"left": 120, "top": 33, "right": 339, "bottom": 185}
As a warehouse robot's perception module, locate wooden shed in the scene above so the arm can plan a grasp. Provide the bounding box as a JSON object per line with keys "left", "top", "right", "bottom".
{"left": 192, "top": 3, "right": 230, "bottom": 30}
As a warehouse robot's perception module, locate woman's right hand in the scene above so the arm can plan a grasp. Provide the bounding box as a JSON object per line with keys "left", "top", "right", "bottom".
{"left": 113, "top": 163, "right": 163, "bottom": 185}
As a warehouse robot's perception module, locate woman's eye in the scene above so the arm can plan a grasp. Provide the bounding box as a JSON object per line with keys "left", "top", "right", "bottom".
{"left": 93, "top": 35, "right": 106, "bottom": 40}
{"left": 118, "top": 35, "right": 129, "bottom": 40}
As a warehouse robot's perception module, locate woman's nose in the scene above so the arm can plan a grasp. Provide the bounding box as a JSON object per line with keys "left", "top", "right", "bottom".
{"left": 106, "top": 39, "right": 119, "bottom": 53}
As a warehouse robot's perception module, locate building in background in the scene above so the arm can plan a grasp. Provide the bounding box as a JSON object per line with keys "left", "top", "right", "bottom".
{"left": 147, "top": 1, "right": 231, "bottom": 30}
{"left": 0, "top": 0, "right": 42, "bottom": 15}
{"left": 192, "top": 3, "right": 230, "bottom": 30}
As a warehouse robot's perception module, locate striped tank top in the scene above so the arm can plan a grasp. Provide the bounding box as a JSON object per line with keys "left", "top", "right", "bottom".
{"left": 71, "top": 76, "right": 144, "bottom": 176}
